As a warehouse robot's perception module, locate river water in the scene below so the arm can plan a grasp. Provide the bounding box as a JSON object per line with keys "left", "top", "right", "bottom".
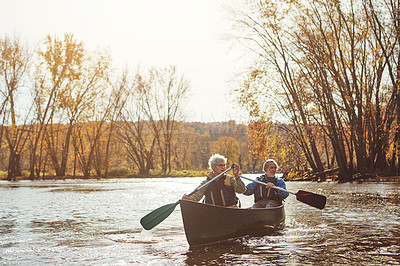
{"left": 0, "top": 177, "right": 399, "bottom": 265}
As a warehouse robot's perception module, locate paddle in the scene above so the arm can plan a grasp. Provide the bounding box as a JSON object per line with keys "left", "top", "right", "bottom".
{"left": 140, "top": 164, "right": 235, "bottom": 230}
{"left": 240, "top": 175, "right": 326, "bottom": 209}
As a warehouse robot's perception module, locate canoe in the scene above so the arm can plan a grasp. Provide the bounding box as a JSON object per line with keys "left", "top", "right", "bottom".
{"left": 179, "top": 199, "right": 285, "bottom": 246}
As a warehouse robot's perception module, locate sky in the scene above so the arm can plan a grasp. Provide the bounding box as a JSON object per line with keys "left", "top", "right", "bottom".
{"left": 0, "top": 0, "right": 250, "bottom": 123}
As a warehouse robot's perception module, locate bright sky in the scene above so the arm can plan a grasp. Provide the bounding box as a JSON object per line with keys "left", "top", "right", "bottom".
{"left": 0, "top": 0, "right": 250, "bottom": 123}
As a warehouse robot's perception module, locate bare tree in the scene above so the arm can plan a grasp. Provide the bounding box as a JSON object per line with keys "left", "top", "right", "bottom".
{"left": 140, "top": 66, "right": 190, "bottom": 174}
{"left": 117, "top": 66, "right": 190, "bottom": 175}
{"left": 363, "top": 0, "right": 400, "bottom": 174}
{"left": 99, "top": 69, "right": 130, "bottom": 177}
{"left": 118, "top": 70, "right": 156, "bottom": 175}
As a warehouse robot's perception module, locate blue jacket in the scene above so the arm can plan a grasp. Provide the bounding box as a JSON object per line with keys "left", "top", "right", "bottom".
{"left": 244, "top": 175, "right": 289, "bottom": 203}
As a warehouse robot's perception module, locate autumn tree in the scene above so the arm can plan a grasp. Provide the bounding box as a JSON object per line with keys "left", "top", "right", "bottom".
{"left": 30, "top": 33, "right": 111, "bottom": 178}
{"left": 212, "top": 136, "right": 240, "bottom": 166}
{"left": 172, "top": 124, "right": 195, "bottom": 170}
{"left": 228, "top": 0, "right": 399, "bottom": 181}
{"left": 0, "top": 35, "right": 31, "bottom": 181}
{"left": 188, "top": 131, "right": 212, "bottom": 170}
{"left": 67, "top": 51, "right": 111, "bottom": 178}
{"left": 235, "top": 72, "right": 304, "bottom": 173}
{"left": 29, "top": 34, "right": 81, "bottom": 178}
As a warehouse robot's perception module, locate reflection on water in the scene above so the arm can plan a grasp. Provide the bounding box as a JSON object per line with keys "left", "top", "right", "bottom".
{"left": 0, "top": 178, "right": 399, "bottom": 265}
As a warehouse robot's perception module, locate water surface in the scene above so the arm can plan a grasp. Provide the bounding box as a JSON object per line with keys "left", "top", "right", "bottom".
{"left": 0, "top": 178, "right": 399, "bottom": 265}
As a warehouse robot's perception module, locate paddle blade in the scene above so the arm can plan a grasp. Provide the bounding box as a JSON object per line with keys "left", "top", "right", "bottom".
{"left": 296, "top": 190, "right": 326, "bottom": 209}
{"left": 140, "top": 201, "right": 179, "bottom": 230}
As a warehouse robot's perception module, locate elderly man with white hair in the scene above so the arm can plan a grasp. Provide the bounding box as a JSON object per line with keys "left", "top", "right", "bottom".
{"left": 243, "top": 159, "right": 289, "bottom": 208}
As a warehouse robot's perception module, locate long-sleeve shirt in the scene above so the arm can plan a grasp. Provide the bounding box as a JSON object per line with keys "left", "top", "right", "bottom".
{"left": 189, "top": 172, "right": 246, "bottom": 202}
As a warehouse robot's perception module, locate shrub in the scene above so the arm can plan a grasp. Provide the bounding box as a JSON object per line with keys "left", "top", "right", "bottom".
{"left": 108, "top": 167, "right": 132, "bottom": 177}
{"left": 0, "top": 171, "right": 7, "bottom": 180}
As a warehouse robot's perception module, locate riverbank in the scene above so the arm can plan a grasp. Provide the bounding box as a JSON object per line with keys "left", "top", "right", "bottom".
{"left": 286, "top": 169, "right": 400, "bottom": 183}
{"left": 2, "top": 174, "right": 400, "bottom": 183}
{"left": 1, "top": 169, "right": 399, "bottom": 182}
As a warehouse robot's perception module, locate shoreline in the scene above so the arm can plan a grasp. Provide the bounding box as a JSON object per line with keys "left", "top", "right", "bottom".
{"left": 1, "top": 174, "right": 399, "bottom": 183}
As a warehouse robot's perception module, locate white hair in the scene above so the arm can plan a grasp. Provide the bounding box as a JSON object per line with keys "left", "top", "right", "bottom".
{"left": 263, "top": 159, "right": 279, "bottom": 170}
{"left": 208, "top": 154, "right": 227, "bottom": 170}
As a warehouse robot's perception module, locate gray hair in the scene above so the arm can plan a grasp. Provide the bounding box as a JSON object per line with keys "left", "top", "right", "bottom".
{"left": 263, "top": 159, "right": 279, "bottom": 170}
{"left": 208, "top": 154, "right": 227, "bottom": 170}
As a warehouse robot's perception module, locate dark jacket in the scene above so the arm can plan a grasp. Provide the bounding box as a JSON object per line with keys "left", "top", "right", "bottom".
{"left": 188, "top": 171, "right": 246, "bottom": 205}
{"left": 244, "top": 174, "right": 289, "bottom": 203}
{"left": 204, "top": 175, "right": 238, "bottom": 206}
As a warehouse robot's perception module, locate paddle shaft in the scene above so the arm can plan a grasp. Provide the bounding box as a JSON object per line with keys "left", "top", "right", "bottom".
{"left": 240, "top": 175, "right": 295, "bottom": 195}
{"left": 187, "top": 164, "right": 235, "bottom": 197}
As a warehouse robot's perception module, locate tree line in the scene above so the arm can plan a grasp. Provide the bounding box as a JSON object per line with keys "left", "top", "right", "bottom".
{"left": 0, "top": 33, "right": 196, "bottom": 180}
{"left": 3, "top": 0, "right": 400, "bottom": 183}
{"left": 0, "top": 33, "right": 273, "bottom": 180}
